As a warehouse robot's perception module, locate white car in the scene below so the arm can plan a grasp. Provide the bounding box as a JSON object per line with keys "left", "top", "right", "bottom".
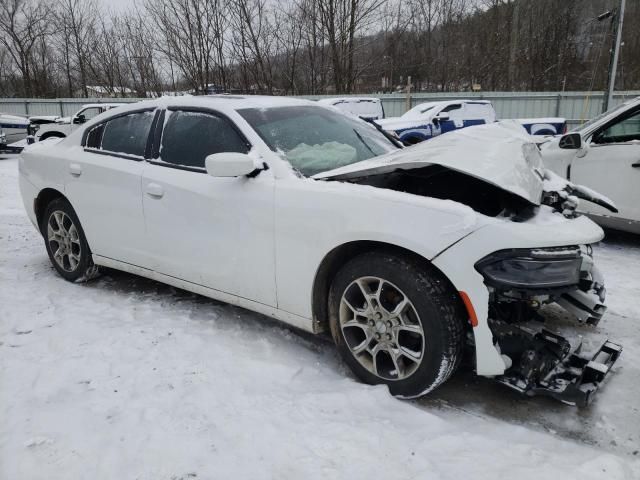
{"left": 0, "top": 112, "right": 30, "bottom": 144}
{"left": 33, "top": 103, "right": 126, "bottom": 141}
{"left": 542, "top": 96, "right": 640, "bottom": 234}
{"left": 317, "top": 97, "right": 385, "bottom": 120}
{"left": 19, "top": 96, "right": 621, "bottom": 405}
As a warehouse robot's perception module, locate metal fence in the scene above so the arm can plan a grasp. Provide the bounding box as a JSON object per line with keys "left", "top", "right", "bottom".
{"left": 2, "top": 91, "right": 639, "bottom": 128}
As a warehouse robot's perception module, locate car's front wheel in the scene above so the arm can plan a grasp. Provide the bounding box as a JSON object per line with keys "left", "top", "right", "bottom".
{"left": 42, "top": 198, "right": 99, "bottom": 282}
{"left": 328, "top": 251, "right": 466, "bottom": 398}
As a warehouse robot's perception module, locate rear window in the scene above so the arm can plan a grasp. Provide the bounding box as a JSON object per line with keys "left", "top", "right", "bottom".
{"left": 101, "top": 111, "right": 155, "bottom": 157}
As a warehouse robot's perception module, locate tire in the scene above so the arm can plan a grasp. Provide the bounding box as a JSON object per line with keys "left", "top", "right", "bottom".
{"left": 41, "top": 197, "right": 99, "bottom": 282}
{"left": 328, "top": 251, "right": 466, "bottom": 398}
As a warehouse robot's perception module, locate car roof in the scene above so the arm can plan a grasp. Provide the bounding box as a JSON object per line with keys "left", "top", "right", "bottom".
{"left": 412, "top": 99, "right": 491, "bottom": 108}
{"left": 109, "top": 95, "right": 316, "bottom": 115}
{"left": 317, "top": 97, "right": 381, "bottom": 104}
{"left": 80, "top": 103, "right": 127, "bottom": 109}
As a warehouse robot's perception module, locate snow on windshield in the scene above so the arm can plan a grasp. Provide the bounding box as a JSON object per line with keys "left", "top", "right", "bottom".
{"left": 238, "top": 105, "right": 396, "bottom": 176}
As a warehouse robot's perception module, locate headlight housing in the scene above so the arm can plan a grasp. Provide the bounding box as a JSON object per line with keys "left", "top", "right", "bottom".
{"left": 475, "top": 246, "right": 582, "bottom": 290}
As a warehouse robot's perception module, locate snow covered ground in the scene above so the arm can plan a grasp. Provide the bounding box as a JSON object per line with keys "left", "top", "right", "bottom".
{"left": 1, "top": 155, "right": 639, "bottom": 479}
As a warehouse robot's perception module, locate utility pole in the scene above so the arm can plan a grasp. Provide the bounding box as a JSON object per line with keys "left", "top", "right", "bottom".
{"left": 405, "top": 76, "right": 412, "bottom": 112}
{"left": 603, "top": 0, "right": 625, "bottom": 113}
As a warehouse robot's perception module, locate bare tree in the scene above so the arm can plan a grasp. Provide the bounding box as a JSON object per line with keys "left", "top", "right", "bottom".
{"left": 54, "top": 0, "right": 99, "bottom": 97}
{"left": 316, "top": 0, "right": 387, "bottom": 93}
{"left": 0, "top": 0, "right": 49, "bottom": 96}
{"left": 146, "top": 0, "right": 228, "bottom": 93}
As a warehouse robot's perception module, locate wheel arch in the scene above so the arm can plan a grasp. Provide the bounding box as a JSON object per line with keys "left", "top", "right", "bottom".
{"left": 34, "top": 188, "right": 68, "bottom": 235}
{"left": 39, "top": 131, "right": 66, "bottom": 141}
{"left": 311, "top": 240, "right": 467, "bottom": 334}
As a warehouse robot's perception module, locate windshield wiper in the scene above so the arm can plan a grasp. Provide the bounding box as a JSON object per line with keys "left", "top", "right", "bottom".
{"left": 363, "top": 118, "right": 404, "bottom": 149}
{"left": 352, "top": 128, "right": 376, "bottom": 155}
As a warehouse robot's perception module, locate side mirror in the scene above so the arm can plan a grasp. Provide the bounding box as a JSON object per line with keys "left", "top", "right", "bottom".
{"left": 435, "top": 112, "right": 450, "bottom": 121}
{"left": 73, "top": 114, "right": 86, "bottom": 124}
{"left": 558, "top": 132, "right": 582, "bottom": 150}
{"left": 205, "top": 152, "right": 258, "bottom": 177}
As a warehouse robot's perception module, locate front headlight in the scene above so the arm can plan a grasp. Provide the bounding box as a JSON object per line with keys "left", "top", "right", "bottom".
{"left": 28, "top": 124, "right": 40, "bottom": 136}
{"left": 475, "top": 247, "right": 582, "bottom": 289}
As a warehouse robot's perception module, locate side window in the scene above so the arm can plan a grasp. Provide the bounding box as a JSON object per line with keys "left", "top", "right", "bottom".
{"left": 75, "top": 107, "right": 101, "bottom": 123}
{"left": 85, "top": 123, "right": 105, "bottom": 148}
{"left": 593, "top": 109, "right": 640, "bottom": 144}
{"left": 100, "top": 110, "right": 155, "bottom": 157}
{"left": 441, "top": 104, "right": 462, "bottom": 114}
{"left": 159, "top": 110, "right": 249, "bottom": 169}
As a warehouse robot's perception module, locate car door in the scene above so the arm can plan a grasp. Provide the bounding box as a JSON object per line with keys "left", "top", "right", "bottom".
{"left": 570, "top": 106, "right": 640, "bottom": 223}
{"left": 72, "top": 106, "right": 102, "bottom": 127}
{"left": 436, "top": 104, "right": 463, "bottom": 134}
{"left": 141, "top": 108, "right": 277, "bottom": 307}
{"left": 64, "top": 108, "right": 156, "bottom": 268}
{"left": 462, "top": 103, "right": 492, "bottom": 127}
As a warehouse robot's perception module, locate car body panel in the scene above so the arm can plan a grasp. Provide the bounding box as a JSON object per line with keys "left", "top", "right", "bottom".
{"left": 273, "top": 175, "right": 480, "bottom": 319}
{"left": 141, "top": 155, "right": 278, "bottom": 307}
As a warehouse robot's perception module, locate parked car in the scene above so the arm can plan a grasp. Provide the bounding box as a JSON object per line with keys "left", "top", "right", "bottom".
{"left": 0, "top": 112, "right": 30, "bottom": 144}
{"left": 317, "top": 97, "right": 385, "bottom": 120}
{"left": 376, "top": 99, "right": 565, "bottom": 144}
{"left": 542, "top": 96, "right": 640, "bottom": 234}
{"left": 19, "top": 96, "right": 620, "bottom": 405}
{"left": 32, "top": 103, "right": 126, "bottom": 141}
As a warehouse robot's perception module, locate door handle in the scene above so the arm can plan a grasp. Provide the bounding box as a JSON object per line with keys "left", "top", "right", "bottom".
{"left": 69, "top": 163, "right": 82, "bottom": 177}
{"left": 632, "top": 161, "right": 640, "bottom": 168}
{"left": 145, "top": 182, "right": 164, "bottom": 198}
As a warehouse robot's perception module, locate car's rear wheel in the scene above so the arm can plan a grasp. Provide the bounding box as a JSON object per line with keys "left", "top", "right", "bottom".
{"left": 42, "top": 198, "right": 99, "bottom": 282}
{"left": 328, "top": 251, "right": 466, "bottom": 398}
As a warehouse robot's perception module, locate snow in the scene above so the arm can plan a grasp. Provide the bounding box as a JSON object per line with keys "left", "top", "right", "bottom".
{"left": 1, "top": 155, "right": 639, "bottom": 479}
{"left": 516, "top": 117, "right": 565, "bottom": 124}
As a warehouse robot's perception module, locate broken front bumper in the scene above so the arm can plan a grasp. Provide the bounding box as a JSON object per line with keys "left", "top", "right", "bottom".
{"left": 492, "top": 323, "right": 622, "bottom": 406}
{"left": 481, "top": 244, "right": 621, "bottom": 406}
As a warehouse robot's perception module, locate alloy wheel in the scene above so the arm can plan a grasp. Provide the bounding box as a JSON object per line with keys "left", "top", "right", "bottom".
{"left": 47, "top": 210, "right": 82, "bottom": 272}
{"left": 339, "top": 276, "right": 425, "bottom": 380}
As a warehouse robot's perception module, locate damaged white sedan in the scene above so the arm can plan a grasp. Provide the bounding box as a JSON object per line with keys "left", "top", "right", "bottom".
{"left": 18, "top": 96, "right": 621, "bottom": 406}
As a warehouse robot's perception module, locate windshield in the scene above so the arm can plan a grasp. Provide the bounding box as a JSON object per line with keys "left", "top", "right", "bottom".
{"left": 238, "top": 105, "right": 396, "bottom": 176}
{"left": 401, "top": 104, "right": 436, "bottom": 119}
{"left": 571, "top": 101, "right": 632, "bottom": 133}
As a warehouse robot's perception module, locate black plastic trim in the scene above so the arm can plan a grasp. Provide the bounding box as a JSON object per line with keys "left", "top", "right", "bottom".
{"left": 83, "top": 148, "right": 145, "bottom": 162}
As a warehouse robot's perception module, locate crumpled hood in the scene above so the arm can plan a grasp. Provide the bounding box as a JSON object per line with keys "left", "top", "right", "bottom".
{"left": 314, "top": 121, "right": 545, "bottom": 205}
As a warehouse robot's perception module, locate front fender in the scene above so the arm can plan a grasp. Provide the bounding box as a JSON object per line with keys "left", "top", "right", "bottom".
{"left": 274, "top": 177, "right": 482, "bottom": 320}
